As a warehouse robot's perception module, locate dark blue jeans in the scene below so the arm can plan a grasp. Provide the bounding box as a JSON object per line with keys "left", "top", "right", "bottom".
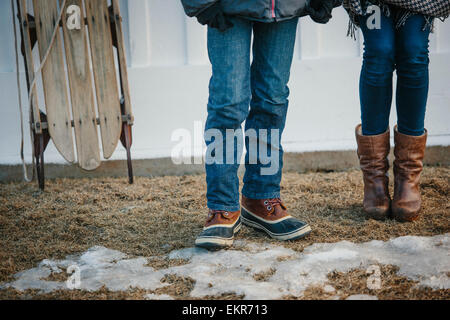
{"left": 359, "top": 9, "right": 430, "bottom": 136}
{"left": 205, "top": 17, "right": 298, "bottom": 212}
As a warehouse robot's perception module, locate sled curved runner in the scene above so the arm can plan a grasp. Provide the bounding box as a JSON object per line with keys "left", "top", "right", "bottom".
{"left": 16, "top": 0, "right": 135, "bottom": 189}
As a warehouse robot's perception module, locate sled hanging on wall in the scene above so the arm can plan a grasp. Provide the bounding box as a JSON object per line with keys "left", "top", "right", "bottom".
{"left": 15, "top": 0, "right": 134, "bottom": 190}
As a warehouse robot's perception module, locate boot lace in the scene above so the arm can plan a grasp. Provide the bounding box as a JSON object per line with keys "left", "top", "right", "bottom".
{"left": 263, "top": 198, "right": 286, "bottom": 214}
{"left": 207, "top": 210, "right": 231, "bottom": 222}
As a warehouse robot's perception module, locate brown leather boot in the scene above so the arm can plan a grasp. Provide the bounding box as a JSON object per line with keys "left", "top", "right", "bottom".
{"left": 355, "top": 124, "right": 391, "bottom": 220}
{"left": 241, "top": 196, "right": 311, "bottom": 241}
{"left": 195, "top": 210, "right": 241, "bottom": 250}
{"left": 392, "top": 127, "right": 427, "bottom": 222}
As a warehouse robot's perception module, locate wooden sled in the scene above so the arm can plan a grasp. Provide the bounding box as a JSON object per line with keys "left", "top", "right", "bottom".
{"left": 16, "top": 0, "right": 134, "bottom": 190}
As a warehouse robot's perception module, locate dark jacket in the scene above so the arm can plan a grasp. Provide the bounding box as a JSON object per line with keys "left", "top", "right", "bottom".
{"left": 181, "top": 0, "right": 310, "bottom": 22}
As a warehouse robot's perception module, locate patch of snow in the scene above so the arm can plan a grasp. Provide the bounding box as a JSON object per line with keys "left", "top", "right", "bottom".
{"left": 2, "top": 234, "right": 448, "bottom": 299}
{"left": 119, "top": 206, "right": 144, "bottom": 214}
{"left": 346, "top": 294, "right": 378, "bottom": 300}
{"left": 323, "top": 285, "right": 336, "bottom": 293}
{"left": 168, "top": 247, "right": 209, "bottom": 260}
{"left": 145, "top": 293, "right": 174, "bottom": 300}
{"left": 160, "top": 244, "right": 173, "bottom": 251}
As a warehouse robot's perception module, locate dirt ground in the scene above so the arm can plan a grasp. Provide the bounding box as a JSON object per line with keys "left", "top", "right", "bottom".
{"left": 0, "top": 166, "right": 448, "bottom": 300}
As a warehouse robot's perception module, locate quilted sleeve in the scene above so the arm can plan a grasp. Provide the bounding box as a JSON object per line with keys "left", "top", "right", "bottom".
{"left": 180, "top": 0, "right": 219, "bottom": 17}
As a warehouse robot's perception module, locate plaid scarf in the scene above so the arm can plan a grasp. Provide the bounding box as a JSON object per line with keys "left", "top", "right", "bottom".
{"left": 343, "top": 0, "right": 449, "bottom": 37}
{"left": 344, "top": 0, "right": 450, "bottom": 18}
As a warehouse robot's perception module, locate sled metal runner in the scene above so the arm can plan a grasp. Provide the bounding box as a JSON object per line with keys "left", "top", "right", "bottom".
{"left": 16, "top": 0, "right": 134, "bottom": 190}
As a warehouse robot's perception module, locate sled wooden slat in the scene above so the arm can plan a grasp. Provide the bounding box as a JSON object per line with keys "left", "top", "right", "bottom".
{"left": 85, "top": 0, "right": 122, "bottom": 159}
{"left": 33, "top": 0, "right": 75, "bottom": 163}
{"left": 16, "top": 0, "right": 135, "bottom": 189}
{"left": 60, "top": 0, "right": 101, "bottom": 171}
{"left": 17, "top": 0, "right": 41, "bottom": 134}
{"left": 111, "top": 0, "right": 133, "bottom": 122}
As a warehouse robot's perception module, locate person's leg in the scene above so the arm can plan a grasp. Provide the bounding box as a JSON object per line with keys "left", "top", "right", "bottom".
{"left": 240, "top": 18, "right": 311, "bottom": 241}
{"left": 242, "top": 18, "right": 298, "bottom": 200}
{"left": 392, "top": 15, "right": 430, "bottom": 222}
{"left": 359, "top": 12, "right": 396, "bottom": 136}
{"left": 395, "top": 14, "right": 430, "bottom": 136}
{"left": 204, "top": 17, "right": 252, "bottom": 212}
{"left": 355, "top": 11, "right": 396, "bottom": 220}
{"left": 196, "top": 17, "right": 252, "bottom": 249}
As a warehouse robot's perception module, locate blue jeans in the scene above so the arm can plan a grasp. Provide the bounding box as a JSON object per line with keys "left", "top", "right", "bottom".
{"left": 205, "top": 17, "right": 298, "bottom": 211}
{"left": 359, "top": 9, "right": 430, "bottom": 136}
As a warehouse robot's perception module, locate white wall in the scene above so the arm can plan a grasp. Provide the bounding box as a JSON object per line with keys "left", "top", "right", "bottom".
{"left": 0, "top": 0, "right": 449, "bottom": 165}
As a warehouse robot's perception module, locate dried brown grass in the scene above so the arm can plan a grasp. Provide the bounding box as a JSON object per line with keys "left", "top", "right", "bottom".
{"left": 0, "top": 166, "right": 448, "bottom": 300}
{"left": 297, "top": 265, "right": 450, "bottom": 300}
